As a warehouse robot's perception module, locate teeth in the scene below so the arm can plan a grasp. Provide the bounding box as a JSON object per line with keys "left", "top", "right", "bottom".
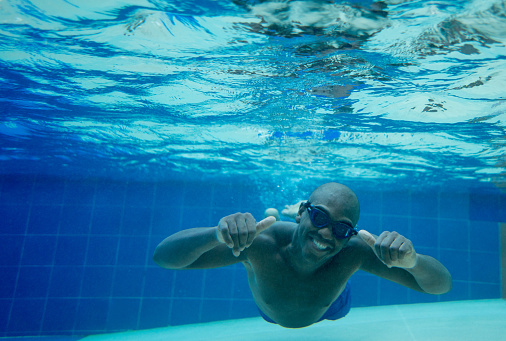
{"left": 313, "top": 239, "right": 328, "bottom": 250}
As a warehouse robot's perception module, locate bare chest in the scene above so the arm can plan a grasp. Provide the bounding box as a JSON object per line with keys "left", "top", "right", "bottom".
{"left": 243, "top": 254, "right": 354, "bottom": 326}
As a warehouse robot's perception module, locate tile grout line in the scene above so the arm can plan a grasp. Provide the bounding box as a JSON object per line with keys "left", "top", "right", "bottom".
{"left": 106, "top": 180, "right": 128, "bottom": 333}
{"left": 397, "top": 305, "right": 417, "bottom": 341}
{"left": 167, "top": 180, "right": 188, "bottom": 326}
{"left": 137, "top": 181, "right": 158, "bottom": 330}
{"left": 5, "top": 176, "right": 35, "bottom": 335}
{"left": 501, "top": 223, "right": 506, "bottom": 299}
{"left": 38, "top": 178, "right": 65, "bottom": 335}
{"left": 198, "top": 182, "right": 216, "bottom": 323}
{"left": 436, "top": 190, "right": 441, "bottom": 303}
{"left": 72, "top": 180, "right": 98, "bottom": 336}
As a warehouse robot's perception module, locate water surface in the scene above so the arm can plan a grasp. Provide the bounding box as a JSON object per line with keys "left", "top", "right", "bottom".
{"left": 1, "top": 0, "right": 505, "bottom": 191}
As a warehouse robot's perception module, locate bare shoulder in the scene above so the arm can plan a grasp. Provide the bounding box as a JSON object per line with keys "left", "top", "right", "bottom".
{"left": 343, "top": 233, "right": 388, "bottom": 272}
{"left": 334, "top": 234, "right": 372, "bottom": 266}
{"left": 247, "top": 221, "right": 296, "bottom": 255}
{"left": 266, "top": 221, "right": 297, "bottom": 245}
{"left": 346, "top": 234, "right": 371, "bottom": 253}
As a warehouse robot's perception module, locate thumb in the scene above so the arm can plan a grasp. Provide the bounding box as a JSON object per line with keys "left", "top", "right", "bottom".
{"left": 256, "top": 216, "right": 276, "bottom": 235}
{"left": 358, "top": 230, "right": 376, "bottom": 250}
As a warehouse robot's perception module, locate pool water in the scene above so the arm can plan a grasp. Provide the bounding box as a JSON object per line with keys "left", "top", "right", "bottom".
{"left": 0, "top": 0, "right": 505, "bottom": 189}
{"left": 0, "top": 0, "right": 505, "bottom": 339}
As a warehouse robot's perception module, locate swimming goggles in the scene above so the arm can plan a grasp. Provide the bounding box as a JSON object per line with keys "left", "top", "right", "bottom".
{"left": 302, "top": 201, "right": 358, "bottom": 239}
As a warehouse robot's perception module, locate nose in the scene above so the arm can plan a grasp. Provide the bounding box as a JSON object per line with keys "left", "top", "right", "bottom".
{"left": 318, "top": 227, "right": 333, "bottom": 240}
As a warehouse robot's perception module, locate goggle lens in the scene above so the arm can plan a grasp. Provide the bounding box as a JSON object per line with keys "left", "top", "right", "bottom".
{"left": 311, "top": 209, "right": 329, "bottom": 227}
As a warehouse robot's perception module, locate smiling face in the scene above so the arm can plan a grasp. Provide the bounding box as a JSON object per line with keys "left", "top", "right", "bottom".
{"left": 295, "top": 183, "right": 360, "bottom": 265}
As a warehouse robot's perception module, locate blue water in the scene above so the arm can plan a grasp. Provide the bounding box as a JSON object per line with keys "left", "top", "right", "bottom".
{"left": 0, "top": 0, "right": 505, "bottom": 338}
{"left": 1, "top": 0, "right": 505, "bottom": 192}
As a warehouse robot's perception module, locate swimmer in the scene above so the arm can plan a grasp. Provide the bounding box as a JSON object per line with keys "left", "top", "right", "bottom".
{"left": 153, "top": 182, "right": 452, "bottom": 328}
{"left": 264, "top": 200, "right": 306, "bottom": 221}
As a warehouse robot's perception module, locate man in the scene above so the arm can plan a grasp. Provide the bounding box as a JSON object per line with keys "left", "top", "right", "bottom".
{"left": 153, "top": 182, "right": 452, "bottom": 328}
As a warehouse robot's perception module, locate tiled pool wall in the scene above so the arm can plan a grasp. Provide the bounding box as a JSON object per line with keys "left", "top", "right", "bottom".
{"left": 502, "top": 223, "right": 506, "bottom": 299}
{"left": 0, "top": 174, "right": 504, "bottom": 337}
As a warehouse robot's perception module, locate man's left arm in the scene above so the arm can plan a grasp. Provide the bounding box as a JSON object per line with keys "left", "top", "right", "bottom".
{"left": 358, "top": 230, "right": 453, "bottom": 295}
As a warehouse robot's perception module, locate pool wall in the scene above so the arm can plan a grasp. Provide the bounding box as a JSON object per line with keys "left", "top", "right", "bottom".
{"left": 0, "top": 174, "right": 504, "bottom": 337}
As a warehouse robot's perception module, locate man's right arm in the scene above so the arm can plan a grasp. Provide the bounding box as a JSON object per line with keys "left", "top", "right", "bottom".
{"left": 152, "top": 213, "right": 276, "bottom": 270}
{"left": 152, "top": 227, "right": 242, "bottom": 269}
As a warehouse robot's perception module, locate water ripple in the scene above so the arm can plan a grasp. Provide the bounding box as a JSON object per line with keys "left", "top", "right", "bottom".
{"left": 0, "top": 0, "right": 505, "bottom": 190}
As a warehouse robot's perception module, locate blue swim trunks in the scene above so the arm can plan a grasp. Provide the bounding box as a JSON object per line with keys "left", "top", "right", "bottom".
{"left": 258, "top": 282, "right": 352, "bottom": 324}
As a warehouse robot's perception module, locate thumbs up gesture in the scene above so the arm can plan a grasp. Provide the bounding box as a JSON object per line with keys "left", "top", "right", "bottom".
{"left": 358, "top": 230, "right": 418, "bottom": 269}
{"left": 216, "top": 213, "right": 276, "bottom": 257}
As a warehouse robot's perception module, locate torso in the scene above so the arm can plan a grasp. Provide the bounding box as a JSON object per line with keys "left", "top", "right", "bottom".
{"left": 242, "top": 222, "right": 362, "bottom": 328}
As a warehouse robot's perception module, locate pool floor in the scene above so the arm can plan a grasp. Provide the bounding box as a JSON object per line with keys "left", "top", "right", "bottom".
{"left": 3, "top": 299, "right": 505, "bottom": 341}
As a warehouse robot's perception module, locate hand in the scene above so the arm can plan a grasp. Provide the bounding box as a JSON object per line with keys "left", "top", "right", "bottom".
{"left": 359, "top": 230, "right": 417, "bottom": 269}
{"left": 216, "top": 213, "right": 276, "bottom": 257}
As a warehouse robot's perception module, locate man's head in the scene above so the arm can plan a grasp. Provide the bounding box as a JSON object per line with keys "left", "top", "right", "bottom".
{"left": 292, "top": 182, "right": 360, "bottom": 264}
{"left": 307, "top": 182, "right": 360, "bottom": 227}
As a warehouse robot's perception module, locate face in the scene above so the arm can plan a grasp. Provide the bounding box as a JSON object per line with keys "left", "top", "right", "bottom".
{"left": 296, "top": 199, "right": 356, "bottom": 263}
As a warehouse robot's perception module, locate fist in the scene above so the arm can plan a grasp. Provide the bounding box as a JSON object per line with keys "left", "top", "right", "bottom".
{"left": 359, "top": 230, "right": 417, "bottom": 269}
{"left": 216, "top": 213, "right": 276, "bottom": 257}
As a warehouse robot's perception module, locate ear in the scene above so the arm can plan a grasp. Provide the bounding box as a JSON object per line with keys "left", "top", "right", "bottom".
{"left": 295, "top": 201, "right": 306, "bottom": 223}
